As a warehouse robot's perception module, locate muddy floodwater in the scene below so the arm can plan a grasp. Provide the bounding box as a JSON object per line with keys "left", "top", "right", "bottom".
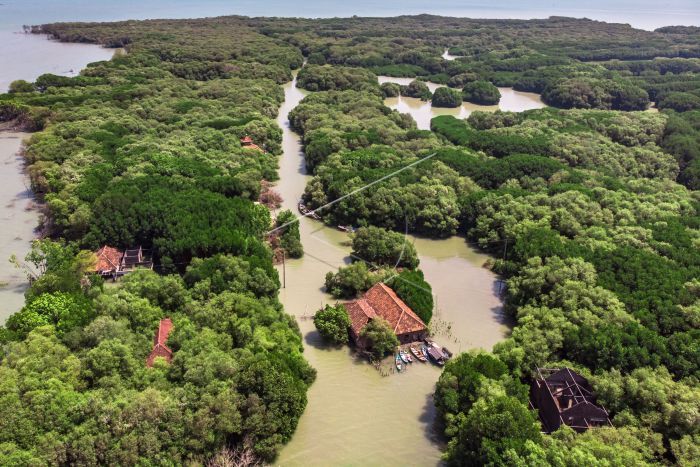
{"left": 0, "top": 35, "right": 114, "bottom": 323}
{"left": 0, "top": 132, "right": 36, "bottom": 322}
{"left": 378, "top": 76, "right": 546, "bottom": 130}
{"left": 274, "top": 72, "right": 510, "bottom": 466}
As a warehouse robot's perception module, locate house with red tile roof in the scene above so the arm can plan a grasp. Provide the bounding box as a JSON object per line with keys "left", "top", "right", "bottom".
{"left": 146, "top": 318, "right": 174, "bottom": 367}
{"left": 345, "top": 282, "right": 427, "bottom": 346}
{"left": 93, "top": 245, "right": 153, "bottom": 278}
{"left": 94, "top": 246, "right": 124, "bottom": 276}
{"left": 240, "top": 135, "right": 264, "bottom": 152}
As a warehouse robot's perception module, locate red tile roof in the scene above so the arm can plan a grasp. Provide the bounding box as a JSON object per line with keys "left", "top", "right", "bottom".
{"left": 345, "top": 283, "right": 426, "bottom": 339}
{"left": 146, "top": 318, "right": 174, "bottom": 367}
{"left": 94, "top": 246, "right": 123, "bottom": 273}
{"left": 241, "top": 135, "right": 264, "bottom": 152}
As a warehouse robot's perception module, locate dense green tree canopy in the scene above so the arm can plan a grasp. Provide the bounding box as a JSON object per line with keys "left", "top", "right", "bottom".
{"left": 351, "top": 226, "right": 419, "bottom": 269}
{"left": 400, "top": 80, "right": 432, "bottom": 100}
{"left": 462, "top": 80, "right": 501, "bottom": 105}
{"left": 313, "top": 304, "right": 351, "bottom": 345}
{"left": 275, "top": 209, "right": 303, "bottom": 258}
{"left": 386, "top": 270, "right": 434, "bottom": 324}
{"left": 296, "top": 65, "right": 379, "bottom": 92}
{"left": 359, "top": 317, "right": 399, "bottom": 358}
{"left": 432, "top": 87, "right": 463, "bottom": 108}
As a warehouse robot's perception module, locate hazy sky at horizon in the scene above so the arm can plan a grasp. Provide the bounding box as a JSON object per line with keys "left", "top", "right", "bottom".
{"left": 0, "top": 0, "right": 698, "bottom": 31}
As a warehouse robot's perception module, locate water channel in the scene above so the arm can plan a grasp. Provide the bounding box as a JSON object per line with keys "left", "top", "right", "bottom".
{"left": 274, "top": 71, "right": 519, "bottom": 466}
{"left": 378, "top": 76, "right": 546, "bottom": 130}
{"left": 0, "top": 36, "right": 115, "bottom": 323}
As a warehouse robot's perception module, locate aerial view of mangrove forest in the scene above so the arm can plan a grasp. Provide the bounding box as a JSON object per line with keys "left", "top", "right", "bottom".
{"left": 0, "top": 7, "right": 698, "bottom": 466}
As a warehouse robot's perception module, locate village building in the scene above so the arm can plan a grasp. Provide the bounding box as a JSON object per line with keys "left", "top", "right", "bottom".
{"left": 345, "top": 282, "right": 427, "bottom": 346}
{"left": 530, "top": 367, "right": 612, "bottom": 433}
{"left": 94, "top": 245, "right": 124, "bottom": 277}
{"left": 93, "top": 245, "right": 153, "bottom": 278}
{"left": 120, "top": 246, "right": 153, "bottom": 273}
{"left": 146, "top": 318, "right": 174, "bottom": 367}
{"left": 240, "top": 135, "right": 264, "bottom": 152}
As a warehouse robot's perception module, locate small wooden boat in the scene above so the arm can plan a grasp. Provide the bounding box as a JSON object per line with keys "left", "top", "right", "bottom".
{"left": 395, "top": 354, "right": 403, "bottom": 372}
{"left": 297, "top": 201, "right": 309, "bottom": 215}
{"left": 421, "top": 344, "right": 429, "bottom": 360}
{"left": 399, "top": 350, "right": 410, "bottom": 364}
{"left": 411, "top": 346, "right": 427, "bottom": 362}
{"left": 299, "top": 201, "right": 322, "bottom": 220}
{"left": 403, "top": 349, "right": 413, "bottom": 363}
{"left": 337, "top": 225, "right": 355, "bottom": 233}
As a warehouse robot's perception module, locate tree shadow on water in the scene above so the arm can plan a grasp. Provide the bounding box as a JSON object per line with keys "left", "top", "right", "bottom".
{"left": 303, "top": 328, "right": 346, "bottom": 352}
{"left": 419, "top": 390, "right": 447, "bottom": 451}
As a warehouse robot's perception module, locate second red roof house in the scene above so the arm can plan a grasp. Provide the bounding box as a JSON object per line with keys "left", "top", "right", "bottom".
{"left": 146, "top": 318, "right": 175, "bottom": 367}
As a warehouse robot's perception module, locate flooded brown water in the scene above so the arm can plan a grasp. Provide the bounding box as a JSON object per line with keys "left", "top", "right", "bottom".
{"left": 274, "top": 72, "right": 509, "bottom": 466}
{"left": 0, "top": 37, "right": 114, "bottom": 323}
{"left": 0, "top": 132, "right": 36, "bottom": 323}
{"left": 378, "top": 76, "right": 546, "bottom": 130}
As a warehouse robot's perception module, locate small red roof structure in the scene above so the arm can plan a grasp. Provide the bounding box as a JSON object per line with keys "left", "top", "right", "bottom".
{"left": 345, "top": 283, "right": 427, "bottom": 345}
{"left": 94, "top": 245, "right": 153, "bottom": 278}
{"left": 94, "top": 246, "right": 124, "bottom": 276}
{"left": 240, "top": 135, "right": 264, "bottom": 152}
{"left": 146, "top": 318, "right": 174, "bottom": 367}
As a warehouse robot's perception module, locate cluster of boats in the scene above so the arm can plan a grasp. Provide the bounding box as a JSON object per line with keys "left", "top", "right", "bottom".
{"left": 298, "top": 201, "right": 356, "bottom": 232}
{"left": 395, "top": 339, "right": 453, "bottom": 372}
{"left": 297, "top": 201, "right": 322, "bottom": 221}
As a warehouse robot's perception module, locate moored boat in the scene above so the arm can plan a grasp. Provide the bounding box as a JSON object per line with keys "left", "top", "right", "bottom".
{"left": 421, "top": 344, "right": 429, "bottom": 360}
{"left": 399, "top": 350, "right": 410, "bottom": 364}
{"left": 297, "top": 201, "right": 309, "bottom": 215}
{"left": 395, "top": 353, "right": 403, "bottom": 372}
{"left": 337, "top": 225, "right": 355, "bottom": 233}
{"left": 427, "top": 347, "right": 445, "bottom": 366}
{"left": 410, "top": 346, "right": 427, "bottom": 362}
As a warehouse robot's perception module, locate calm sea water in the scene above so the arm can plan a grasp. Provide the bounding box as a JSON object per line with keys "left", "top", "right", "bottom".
{"left": 0, "top": 0, "right": 698, "bottom": 32}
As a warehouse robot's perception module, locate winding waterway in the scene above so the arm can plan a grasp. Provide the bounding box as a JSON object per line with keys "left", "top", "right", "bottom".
{"left": 274, "top": 72, "right": 511, "bottom": 466}
{"left": 378, "top": 76, "right": 546, "bottom": 130}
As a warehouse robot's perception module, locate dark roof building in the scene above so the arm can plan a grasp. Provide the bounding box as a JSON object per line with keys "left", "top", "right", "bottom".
{"left": 146, "top": 318, "right": 174, "bottom": 367}
{"left": 345, "top": 283, "right": 427, "bottom": 345}
{"left": 531, "top": 368, "right": 612, "bottom": 433}
{"left": 121, "top": 246, "right": 153, "bottom": 272}
{"left": 94, "top": 245, "right": 152, "bottom": 277}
